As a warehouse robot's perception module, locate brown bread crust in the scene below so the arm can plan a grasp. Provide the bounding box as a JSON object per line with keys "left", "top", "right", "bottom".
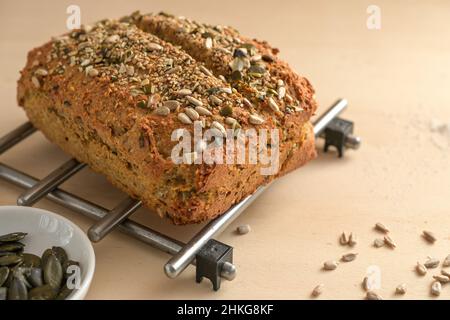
{"left": 17, "top": 16, "right": 317, "bottom": 224}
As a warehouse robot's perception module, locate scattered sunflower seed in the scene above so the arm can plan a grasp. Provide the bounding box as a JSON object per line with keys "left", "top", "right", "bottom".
{"left": 341, "top": 253, "right": 358, "bottom": 262}
{"left": 236, "top": 225, "right": 251, "bottom": 235}
{"left": 443, "top": 255, "right": 450, "bottom": 267}
{"left": 186, "top": 96, "right": 203, "bottom": 107}
{"left": 323, "top": 260, "right": 338, "bottom": 271}
{"left": 383, "top": 236, "right": 396, "bottom": 249}
{"left": 176, "top": 88, "right": 192, "bottom": 96}
{"left": 34, "top": 68, "right": 48, "bottom": 76}
{"left": 147, "top": 42, "right": 163, "bottom": 51}
{"left": 163, "top": 100, "right": 180, "bottom": 111}
{"left": 395, "top": 283, "right": 407, "bottom": 295}
{"left": 422, "top": 230, "right": 437, "bottom": 244}
{"left": 311, "top": 284, "right": 324, "bottom": 297}
{"left": 416, "top": 262, "right": 427, "bottom": 276}
{"left": 211, "top": 121, "right": 227, "bottom": 136}
{"left": 154, "top": 106, "right": 170, "bottom": 116}
{"left": 31, "top": 76, "right": 40, "bottom": 88}
{"left": 185, "top": 107, "right": 200, "bottom": 121}
{"left": 441, "top": 269, "right": 450, "bottom": 278}
{"left": 339, "top": 232, "right": 349, "bottom": 245}
{"left": 177, "top": 112, "right": 192, "bottom": 124}
{"left": 362, "top": 276, "right": 371, "bottom": 291}
{"left": 424, "top": 257, "right": 440, "bottom": 269}
{"left": 430, "top": 281, "right": 441, "bottom": 296}
{"left": 205, "top": 37, "right": 213, "bottom": 49}
{"left": 195, "top": 106, "right": 212, "bottom": 116}
{"left": 268, "top": 97, "right": 280, "bottom": 112}
{"left": 373, "top": 238, "right": 385, "bottom": 248}
{"left": 209, "top": 95, "right": 222, "bottom": 105}
{"left": 199, "top": 65, "right": 212, "bottom": 76}
{"left": 87, "top": 67, "right": 99, "bottom": 77}
{"left": 432, "top": 275, "right": 450, "bottom": 283}
{"left": 348, "top": 233, "right": 357, "bottom": 247}
{"left": 242, "top": 98, "right": 253, "bottom": 108}
{"left": 366, "top": 291, "right": 382, "bottom": 300}
{"left": 375, "top": 223, "right": 389, "bottom": 233}
{"left": 249, "top": 114, "right": 264, "bottom": 125}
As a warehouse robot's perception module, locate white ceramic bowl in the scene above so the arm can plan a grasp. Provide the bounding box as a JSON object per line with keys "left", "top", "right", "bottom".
{"left": 0, "top": 205, "right": 95, "bottom": 300}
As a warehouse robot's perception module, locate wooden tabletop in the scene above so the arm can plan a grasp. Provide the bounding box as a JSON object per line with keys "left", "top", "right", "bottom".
{"left": 1, "top": 0, "right": 449, "bottom": 299}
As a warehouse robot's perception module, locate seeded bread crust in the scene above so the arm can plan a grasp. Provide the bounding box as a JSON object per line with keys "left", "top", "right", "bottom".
{"left": 17, "top": 16, "right": 317, "bottom": 224}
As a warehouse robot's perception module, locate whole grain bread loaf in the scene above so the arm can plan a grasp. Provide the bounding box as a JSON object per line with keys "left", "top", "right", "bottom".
{"left": 17, "top": 12, "right": 317, "bottom": 224}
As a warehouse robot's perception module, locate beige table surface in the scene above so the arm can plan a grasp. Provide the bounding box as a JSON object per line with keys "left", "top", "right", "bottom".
{"left": 0, "top": 0, "right": 449, "bottom": 300}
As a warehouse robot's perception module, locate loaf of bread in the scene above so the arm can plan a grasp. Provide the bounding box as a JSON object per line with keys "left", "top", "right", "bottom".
{"left": 17, "top": 12, "right": 317, "bottom": 224}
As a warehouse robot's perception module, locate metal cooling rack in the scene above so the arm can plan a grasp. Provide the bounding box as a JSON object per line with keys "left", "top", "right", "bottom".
{"left": 0, "top": 98, "right": 359, "bottom": 290}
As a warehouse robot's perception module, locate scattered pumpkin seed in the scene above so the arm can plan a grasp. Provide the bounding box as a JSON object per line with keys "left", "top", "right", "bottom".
{"left": 395, "top": 283, "right": 407, "bottom": 295}
{"left": 366, "top": 291, "right": 382, "bottom": 300}
{"left": 0, "top": 267, "right": 9, "bottom": 287}
{"left": 374, "top": 223, "right": 389, "bottom": 233}
{"left": 311, "top": 284, "right": 324, "bottom": 297}
{"left": 236, "top": 225, "right": 251, "bottom": 235}
{"left": 422, "top": 230, "right": 437, "bottom": 244}
{"left": 323, "top": 260, "right": 338, "bottom": 271}
{"left": 28, "top": 267, "right": 44, "bottom": 288}
{"left": 8, "top": 277, "right": 28, "bottom": 300}
{"left": 43, "top": 253, "right": 63, "bottom": 289}
{"left": 383, "top": 236, "right": 396, "bottom": 248}
{"left": 341, "top": 253, "right": 358, "bottom": 262}
{"left": 28, "top": 284, "right": 57, "bottom": 300}
{"left": 0, "top": 254, "right": 23, "bottom": 266}
{"left": 416, "top": 262, "right": 427, "bottom": 276}
{"left": 424, "top": 257, "right": 440, "bottom": 269}
{"left": 21, "top": 253, "right": 41, "bottom": 268}
{"left": 0, "top": 242, "right": 25, "bottom": 253}
{"left": 220, "top": 105, "right": 233, "bottom": 117}
{"left": 430, "top": 281, "right": 441, "bottom": 296}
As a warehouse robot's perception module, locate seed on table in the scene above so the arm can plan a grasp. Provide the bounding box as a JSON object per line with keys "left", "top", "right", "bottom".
{"left": 362, "top": 277, "right": 371, "bottom": 291}
{"left": 432, "top": 275, "right": 450, "bottom": 283}
{"left": 422, "top": 230, "right": 437, "bottom": 244}
{"left": 441, "top": 269, "right": 450, "bottom": 278}
{"left": 341, "top": 253, "right": 358, "bottom": 262}
{"left": 339, "top": 232, "right": 349, "bottom": 245}
{"left": 374, "top": 223, "right": 389, "bottom": 233}
{"left": 430, "top": 281, "right": 441, "bottom": 296}
{"left": 416, "top": 262, "right": 427, "bottom": 276}
{"left": 373, "top": 238, "right": 384, "bottom": 248}
{"left": 236, "top": 225, "right": 251, "bottom": 235}
{"left": 366, "top": 291, "right": 382, "bottom": 300}
{"left": 424, "top": 257, "right": 440, "bottom": 269}
{"left": 311, "top": 284, "right": 324, "bottom": 297}
{"left": 442, "top": 254, "right": 450, "bottom": 267}
{"left": 395, "top": 283, "right": 407, "bottom": 295}
{"left": 323, "top": 260, "right": 338, "bottom": 271}
{"left": 348, "top": 233, "right": 357, "bottom": 247}
{"left": 383, "top": 236, "right": 396, "bottom": 248}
